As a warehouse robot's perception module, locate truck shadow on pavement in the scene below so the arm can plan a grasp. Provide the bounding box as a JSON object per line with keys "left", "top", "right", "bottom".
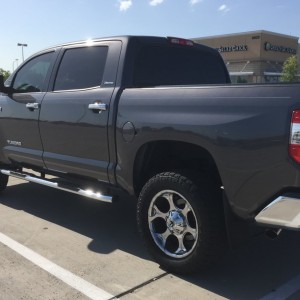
{"left": 2, "top": 181, "right": 300, "bottom": 299}
{"left": 1, "top": 181, "right": 149, "bottom": 259}
{"left": 183, "top": 230, "right": 300, "bottom": 299}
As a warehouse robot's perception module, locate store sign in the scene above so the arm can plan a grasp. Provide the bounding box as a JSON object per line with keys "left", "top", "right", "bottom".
{"left": 217, "top": 45, "right": 248, "bottom": 53}
{"left": 264, "top": 42, "right": 296, "bottom": 54}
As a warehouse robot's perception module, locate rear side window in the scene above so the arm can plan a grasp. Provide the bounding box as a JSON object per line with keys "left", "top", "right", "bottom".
{"left": 133, "top": 45, "right": 228, "bottom": 87}
{"left": 54, "top": 46, "right": 108, "bottom": 91}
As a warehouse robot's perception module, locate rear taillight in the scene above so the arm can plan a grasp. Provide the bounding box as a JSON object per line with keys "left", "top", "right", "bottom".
{"left": 289, "top": 110, "right": 300, "bottom": 163}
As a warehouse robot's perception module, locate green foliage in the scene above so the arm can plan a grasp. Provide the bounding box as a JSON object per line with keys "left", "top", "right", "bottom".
{"left": 281, "top": 55, "right": 299, "bottom": 82}
{"left": 0, "top": 68, "right": 11, "bottom": 81}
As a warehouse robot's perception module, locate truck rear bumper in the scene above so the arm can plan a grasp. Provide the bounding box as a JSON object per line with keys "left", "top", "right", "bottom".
{"left": 255, "top": 195, "right": 300, "bottom": 230}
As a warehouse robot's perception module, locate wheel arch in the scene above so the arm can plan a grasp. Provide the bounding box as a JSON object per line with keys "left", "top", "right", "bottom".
{"left": 132, "top": 140, "right": 222, "bottom": 196}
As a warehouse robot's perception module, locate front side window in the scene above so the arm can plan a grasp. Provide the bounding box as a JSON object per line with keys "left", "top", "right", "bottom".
{"left": 54, "top": 46, "right": 108, "bottom": 91}
{"left": 13, "top": 52, "right": 54, "bottom": 93}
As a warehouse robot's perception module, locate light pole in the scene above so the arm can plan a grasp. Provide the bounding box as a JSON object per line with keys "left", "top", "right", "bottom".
{"left": 17, "top": 43, "right": 28, "bottom": 62}
{"left": 12, "top": 59, "right": 19, "bottom": 72}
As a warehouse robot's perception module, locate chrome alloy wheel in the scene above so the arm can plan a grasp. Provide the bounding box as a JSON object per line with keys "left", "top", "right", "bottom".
{"left": 148, "top": 190, "right": 198, "bottom": 258}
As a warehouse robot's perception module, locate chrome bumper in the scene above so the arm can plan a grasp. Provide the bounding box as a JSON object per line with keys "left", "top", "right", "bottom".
{"left": 255, "top": 196, "right": 300, "bottom": 230}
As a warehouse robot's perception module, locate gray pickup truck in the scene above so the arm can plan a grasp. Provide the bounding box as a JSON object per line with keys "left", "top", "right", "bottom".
{"left": 1, "top": 36, "right": 300, "bottom": 274}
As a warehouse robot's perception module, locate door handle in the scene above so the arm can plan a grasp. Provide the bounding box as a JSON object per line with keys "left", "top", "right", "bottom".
{"left": 88, "top": 102, "right": 107, "bottom": 113}
{"left": 26, "top": 103, "right": 40, "bottom": 111}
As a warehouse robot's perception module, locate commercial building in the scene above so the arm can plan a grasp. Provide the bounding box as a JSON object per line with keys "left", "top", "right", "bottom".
{"left": 193, "top": 30, "right": 299, "bottom": 83}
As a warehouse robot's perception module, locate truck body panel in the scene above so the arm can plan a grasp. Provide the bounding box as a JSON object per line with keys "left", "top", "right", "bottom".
{"left": 116, "top": 84, "right": 300, "bottom": 218}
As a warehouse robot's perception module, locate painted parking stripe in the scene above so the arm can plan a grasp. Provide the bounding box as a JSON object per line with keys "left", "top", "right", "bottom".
{"left": 0, "top": 232, "right": 116, "bottom": 300}
{"left": 260, "top": 275, "right": 300, "bottom": 300}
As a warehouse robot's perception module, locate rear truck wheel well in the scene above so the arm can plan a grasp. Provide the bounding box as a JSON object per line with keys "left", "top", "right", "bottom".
{"left": 132, "top": 141, "right": 255, "bottom": 249}
{"left": 133, "top": 141, "right": 222, "bottom": 196}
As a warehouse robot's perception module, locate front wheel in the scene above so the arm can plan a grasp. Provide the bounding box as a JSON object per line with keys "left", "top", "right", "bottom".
{"left": 137, "top": 172, "right": 226, "bottom": 274}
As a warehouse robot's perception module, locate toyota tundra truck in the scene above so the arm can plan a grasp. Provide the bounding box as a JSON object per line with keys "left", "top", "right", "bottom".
{"left": 1, "top": 35, "right": 300, "bottom": 274}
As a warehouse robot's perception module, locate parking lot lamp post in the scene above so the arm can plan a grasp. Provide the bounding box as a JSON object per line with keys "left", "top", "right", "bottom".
{"left": 12, "top": 59, "right": 19, "bottom": 72}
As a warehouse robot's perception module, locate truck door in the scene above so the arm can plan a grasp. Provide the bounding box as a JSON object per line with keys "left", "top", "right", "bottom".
{"left": 0, "top": 51, "right": 57, "bottom": 167}
{"left": 39, "top": 41, "right": 121, "bottom": 182}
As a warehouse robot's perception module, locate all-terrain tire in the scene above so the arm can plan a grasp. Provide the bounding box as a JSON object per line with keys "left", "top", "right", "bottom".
{"left": 137, "top": 171, "right": 226, "bottom": 274}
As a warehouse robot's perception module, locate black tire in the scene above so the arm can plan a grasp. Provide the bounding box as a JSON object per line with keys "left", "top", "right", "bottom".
{"left": 137, "top": 171, "right": 226, "bottom": 274}
{"left": 0, "top": 173, "right": 8, "bottom": 192}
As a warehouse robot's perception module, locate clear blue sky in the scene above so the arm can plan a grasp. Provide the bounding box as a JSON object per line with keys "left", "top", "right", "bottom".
{"left": 1, "top": 0, "right": 300, "bottom": 72}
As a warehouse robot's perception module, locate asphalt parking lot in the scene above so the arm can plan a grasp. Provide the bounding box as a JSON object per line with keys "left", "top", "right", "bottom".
{"left": 1, "top": 177, "right": 300, "bottom": 300}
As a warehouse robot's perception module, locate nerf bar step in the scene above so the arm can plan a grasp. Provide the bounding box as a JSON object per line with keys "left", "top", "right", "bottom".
{"left": 1, "top": 169, "right": 113, "bottom": 203}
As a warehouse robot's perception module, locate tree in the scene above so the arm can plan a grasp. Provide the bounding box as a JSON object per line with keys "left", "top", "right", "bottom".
{"left": 0, "top": 68, "right": 11, "bottom": 81}
{"left": 281, "top": 55, "right": 299, "bottom": 82}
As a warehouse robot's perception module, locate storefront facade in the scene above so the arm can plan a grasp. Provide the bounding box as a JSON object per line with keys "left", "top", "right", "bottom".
{"left": 193, "top": 30, "right": 299, "bottom": 83}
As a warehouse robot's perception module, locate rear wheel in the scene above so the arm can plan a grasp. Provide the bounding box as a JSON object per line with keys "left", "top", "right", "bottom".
{"left": 137, "top": 171, "right": 226, "bottom": 274}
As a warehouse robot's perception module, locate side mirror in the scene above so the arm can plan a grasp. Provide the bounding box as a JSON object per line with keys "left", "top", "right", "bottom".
{"left": 0, "top": 75, "right": 4, "bottom": 92}
{"left": 0, "top": 75, "right": 12, "bottom": 94}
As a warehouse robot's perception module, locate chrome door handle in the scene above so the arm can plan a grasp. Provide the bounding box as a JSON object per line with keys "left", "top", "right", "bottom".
{"left": 88, "top": 103, "right": 107, "bottom": 112}
{"left": 26, "top": 103, "right": 40, "bottom": 110}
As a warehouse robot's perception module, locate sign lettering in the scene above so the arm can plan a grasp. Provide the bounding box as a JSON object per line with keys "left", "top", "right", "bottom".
{"left": 264, "top": 42, "right": 296, "bottom": 54}
{"left": 217, "top": 45, "right": 248, "bottom": 53}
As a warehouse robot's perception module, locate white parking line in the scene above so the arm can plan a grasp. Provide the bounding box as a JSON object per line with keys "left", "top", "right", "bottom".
{"left": 0, "top": 232, "right": 116, "bottom": 300}
{"left": 260, "top": 275, "right": 300, "bottom": 300}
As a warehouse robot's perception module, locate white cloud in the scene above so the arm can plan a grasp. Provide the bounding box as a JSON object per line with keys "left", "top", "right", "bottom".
{"left": 190, "top": 0, "right": 203, "bottom": 5}
{"left": 218, "top": 4, "right": 230, "bottom": 13}
{"left": 118, "top": 0, "right": 132, "bottom": 11}
{"left": 149, "top": 0, "right": 164, "bottom": 6}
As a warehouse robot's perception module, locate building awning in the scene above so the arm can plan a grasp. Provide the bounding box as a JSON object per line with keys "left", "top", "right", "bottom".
{"left": 229, "top": 72, "right": 254, "bottom": 76}
{"left": 264, "top": 72, "right": 282, "bottom": 76}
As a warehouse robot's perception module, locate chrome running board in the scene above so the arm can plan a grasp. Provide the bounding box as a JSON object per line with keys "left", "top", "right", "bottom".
{"left": 1, "top": 169, "right": 113, "bottom": 203}
{"left": 255, "top": 195, "right": 300, "bottom": 230}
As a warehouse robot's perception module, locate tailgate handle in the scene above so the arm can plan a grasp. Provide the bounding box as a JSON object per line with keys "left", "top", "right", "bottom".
{"left": 88, "top": 102, "right": 107, "bottom": 112}
{"left": 26, "top": 103, "right": 40, "bottom": 110}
